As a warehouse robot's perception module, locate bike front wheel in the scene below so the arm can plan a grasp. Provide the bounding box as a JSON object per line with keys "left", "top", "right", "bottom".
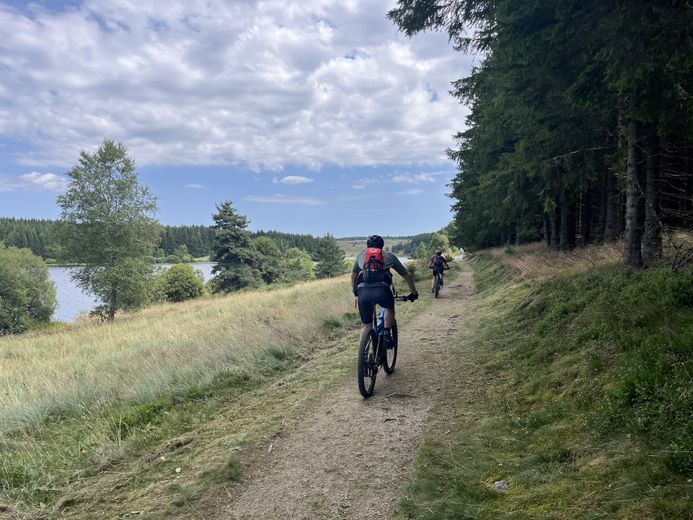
{"left": 358, "top": 328, "right": 378, "bottom": 398}
{"left": 383, "top": 320, "right": 398, "bottom": 375}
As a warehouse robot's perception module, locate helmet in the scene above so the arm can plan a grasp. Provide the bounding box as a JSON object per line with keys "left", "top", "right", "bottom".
{"left": 435, "top": 249, "right": 443, "bottom": 255}
{"left": 366, "top": 234, "right": 384, "bottom": 248}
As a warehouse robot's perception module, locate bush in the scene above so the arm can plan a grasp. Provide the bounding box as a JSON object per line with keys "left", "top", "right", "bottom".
{"left": 0, "top": 242, "right": 56, "bottom": 334}
{"left": 158, "top": 263, "right": 204, "bottom": 302}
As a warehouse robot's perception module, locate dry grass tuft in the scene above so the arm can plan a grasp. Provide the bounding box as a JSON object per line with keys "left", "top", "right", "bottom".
{"left": 489, "top": 242, "right": 623, "bottom": 279}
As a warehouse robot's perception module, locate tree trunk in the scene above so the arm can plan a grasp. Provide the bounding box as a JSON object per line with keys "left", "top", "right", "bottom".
{"left": 580, "top": 183, "right": 592, "bottom": 246}
{"left": 543, "top": 213, "right": 551, "bottom": 247}
{"left": 604, "top": 169, "right": 620, "bottom": 244}
{"left": 642, "top": 133, "right": 662, "bottom": 265}
{"left": 514, "top": 222, "right": 521, "bottom": 246}
{"left": 559, "top": 187, "right": 575, "bottom": 251}
{"left": 551, "top": 206, "right": 560, "bottom": 249}
{"left": 623, "top": 119, "right": 645, "bottom": 268}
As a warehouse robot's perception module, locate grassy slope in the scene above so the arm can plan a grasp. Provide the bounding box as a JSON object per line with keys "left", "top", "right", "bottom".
{"left": 398, "top": 250, "right": 693, "bottom": 519}
{"left": 0, "top": 274, "right": 428, "bottom": 517}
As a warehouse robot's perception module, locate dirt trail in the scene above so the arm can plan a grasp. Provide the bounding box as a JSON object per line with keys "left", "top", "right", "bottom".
{"left": 215, "top": 265, "right": 474, "bottom": 520}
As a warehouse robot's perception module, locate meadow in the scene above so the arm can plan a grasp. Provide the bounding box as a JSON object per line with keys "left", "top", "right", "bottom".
{"left": 0, "top": 272, "right": 423, "bottom": 515}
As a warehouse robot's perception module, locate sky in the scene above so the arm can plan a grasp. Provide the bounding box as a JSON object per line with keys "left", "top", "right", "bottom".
{"left": 0, "top": 0, "right": 475, "bottom": 236}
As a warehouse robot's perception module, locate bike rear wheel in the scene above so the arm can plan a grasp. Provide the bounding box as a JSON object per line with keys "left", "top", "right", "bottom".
{"left": 383, "top": 320, "right": 398, "bottom": 374}
{"left": 434, "top": 275, "right": 441, "bottom": 298}
{"left": 357, "top": 328, "right": 378, "bottom": 398}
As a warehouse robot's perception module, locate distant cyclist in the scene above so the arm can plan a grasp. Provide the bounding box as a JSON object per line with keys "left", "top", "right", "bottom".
{"left": 428, "top": 249, "right": 449, "bottom": 292}
{"left": 351, "top": 235, "right": 418, "bottom": 342}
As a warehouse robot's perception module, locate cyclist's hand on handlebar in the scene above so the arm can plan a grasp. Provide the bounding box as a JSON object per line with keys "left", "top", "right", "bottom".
{"left": 409, "top": 292, "right": 419, "bottom": 302}
{"left": 352, "top": 288, "right": 359, "bottom": 297}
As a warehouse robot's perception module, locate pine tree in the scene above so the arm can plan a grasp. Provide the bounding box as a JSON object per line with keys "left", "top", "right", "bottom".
{"left": 315, "top": 234, "right": 345, "bottom": 278}
{"left": 209, "top": 201, "right": 262, "bottom": 293}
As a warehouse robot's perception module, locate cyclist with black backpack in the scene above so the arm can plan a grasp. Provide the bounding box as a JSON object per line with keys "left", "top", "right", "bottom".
{"left": 351, "top": 235, "right": 418, "bottom": 341}
{"left": 428, "top": 249, "right": 449, "bottom": 291}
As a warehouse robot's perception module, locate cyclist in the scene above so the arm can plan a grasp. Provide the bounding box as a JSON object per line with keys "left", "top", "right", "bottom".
{"left": 428, "top": 249, "right": 449, "bottom": 292}
{"left": 351, "top": 235, "right": 418, "bottom": 348}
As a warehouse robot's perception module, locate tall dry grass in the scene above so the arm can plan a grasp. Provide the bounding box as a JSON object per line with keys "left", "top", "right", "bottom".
{"left": 489, "top": 242, "right": 623, "bottom": 279}
{"left": 0, "top": 276, "right": 353, "bottom": 431}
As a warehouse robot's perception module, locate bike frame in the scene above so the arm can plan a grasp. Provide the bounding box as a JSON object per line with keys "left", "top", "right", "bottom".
{"left": 369, "top": 306, "right": 386, "bottom": 361}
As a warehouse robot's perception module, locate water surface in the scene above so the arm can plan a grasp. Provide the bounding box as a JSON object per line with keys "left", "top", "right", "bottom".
{"left": 48, "top": 263, "right": 215, "bottom": 323}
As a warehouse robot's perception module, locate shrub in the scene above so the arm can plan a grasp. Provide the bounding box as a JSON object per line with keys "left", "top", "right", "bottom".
{"left": 158, "top": 263, "right": 204, "bottom": 302}
{"left": 0, "top": 242, "right": 56, "bottom": 334}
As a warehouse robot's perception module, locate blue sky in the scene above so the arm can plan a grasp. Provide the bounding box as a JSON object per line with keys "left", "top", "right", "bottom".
{"left": 0, "top": 0, "right": 474, "bottom": 236}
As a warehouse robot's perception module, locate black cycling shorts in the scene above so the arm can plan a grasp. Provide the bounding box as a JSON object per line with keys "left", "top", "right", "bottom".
{"left": 357, "top": 285, "right": 395, "bottom": 324}
{"left": 432, "top": 265, "right": 444, "bottom": 275}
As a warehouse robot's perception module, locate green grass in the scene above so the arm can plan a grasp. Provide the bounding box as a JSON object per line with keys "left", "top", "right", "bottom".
{"left": 0, "top": 273, "right": 431, "bottom": 516}
{"left": 399, "top": 253, "right": 693, "bottom": 519}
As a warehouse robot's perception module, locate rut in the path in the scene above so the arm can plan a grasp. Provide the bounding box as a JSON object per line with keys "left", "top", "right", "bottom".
{"left": 214, "top": 266, "right": 474, "bottom": 520}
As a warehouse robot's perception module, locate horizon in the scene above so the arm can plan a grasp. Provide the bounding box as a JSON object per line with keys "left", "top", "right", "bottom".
{"left": 0, "top": 213, "right": 431, "bottom": 240}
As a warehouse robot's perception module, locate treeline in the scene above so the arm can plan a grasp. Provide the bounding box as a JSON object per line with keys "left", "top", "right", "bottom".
{"left": 390, "top": 1, "right": 693, "bottom": 267}
{"left": 0, "top": 217, "right": 325, "bottom": 261}
{"left": 0, "top": 218, "right": 59, "bottom": 259}
{"left": 391, "top": 232, "right": 435, "bottom": 256}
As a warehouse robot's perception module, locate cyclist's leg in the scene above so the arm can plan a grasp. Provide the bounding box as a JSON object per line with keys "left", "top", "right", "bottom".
{"left": 357, "top": 289, "right": 376, "bottom": 333}
{"left": 374, "top": 287, "right": 395, "bottom": 329}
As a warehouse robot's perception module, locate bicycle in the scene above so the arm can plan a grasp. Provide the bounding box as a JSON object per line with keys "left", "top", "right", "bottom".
{"left": 430, "top": 266, "right": 449, "bottom": 298}
{"left": 357, "top": 293, "right": 416, "bottom": 398}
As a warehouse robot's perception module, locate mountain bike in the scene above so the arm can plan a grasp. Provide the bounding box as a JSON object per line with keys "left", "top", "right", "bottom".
{"left": 357, "top": 293, "right": 415, "bottom": 398}
{"left": 431, "top": 266, "right": 449, "bottom": 298}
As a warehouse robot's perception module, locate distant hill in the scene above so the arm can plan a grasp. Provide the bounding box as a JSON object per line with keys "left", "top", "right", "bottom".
{"left": 336, "top": 236, "right": 414, "bottom": 257}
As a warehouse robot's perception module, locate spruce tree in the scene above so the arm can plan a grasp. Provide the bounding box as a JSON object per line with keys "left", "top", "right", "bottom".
{"left": 315, "top": 234, "right": 345, "bottom": 278}
{"left": 209, "top": 201, "right": 262, "bottom": 293}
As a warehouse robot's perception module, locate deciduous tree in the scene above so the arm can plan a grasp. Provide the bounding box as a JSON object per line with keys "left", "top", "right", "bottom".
{"left": 0, "top": 243, "right": 57, "bottom": 334}
{"left": 57, "top": 139, "right": 160, "bottom": 320}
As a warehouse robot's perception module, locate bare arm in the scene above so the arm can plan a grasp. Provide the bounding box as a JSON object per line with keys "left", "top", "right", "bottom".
{"left": 402, "top": 272, "right": 418, "bottom": 295}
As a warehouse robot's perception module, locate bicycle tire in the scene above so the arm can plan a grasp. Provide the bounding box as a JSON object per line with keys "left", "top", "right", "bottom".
{"left": 383, "top": 320, "right": 398, "bottom": 374}
{"left": 357, "top": 328, "right": 378, "bottom": 398}
{"left": 434, "top": 275, "right": 440, "bottom": 298}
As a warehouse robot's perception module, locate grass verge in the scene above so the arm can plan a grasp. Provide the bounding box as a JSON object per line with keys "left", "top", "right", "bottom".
{"left": 0, "top": 274, "right": 430, "bottom": 517}
{"left": 398, "top": 251, "right": 693, "bottom": 519}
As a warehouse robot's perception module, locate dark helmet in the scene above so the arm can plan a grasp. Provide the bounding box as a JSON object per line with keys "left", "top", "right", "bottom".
{"left": 366, "top": 234, "right": 384, "bottom": 248}
{"left": 435, "top": 249, "right": 443, "bottom": 255}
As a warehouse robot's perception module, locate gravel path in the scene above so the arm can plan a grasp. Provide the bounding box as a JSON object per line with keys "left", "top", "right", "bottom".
{"left": 215, "top": 266, "right": 474, "bottom": 520}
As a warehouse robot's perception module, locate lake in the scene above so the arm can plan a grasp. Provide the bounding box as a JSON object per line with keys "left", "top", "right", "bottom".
{"left": 48, "top": 263, "right": 216, "bottom": 323}
{"left": 48, "top": 257, "right": 412, "bottom": 323}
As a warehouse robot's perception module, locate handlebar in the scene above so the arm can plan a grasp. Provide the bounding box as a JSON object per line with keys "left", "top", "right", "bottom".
{"left": 398, "top": 293, "right": 418, "bottom": 302}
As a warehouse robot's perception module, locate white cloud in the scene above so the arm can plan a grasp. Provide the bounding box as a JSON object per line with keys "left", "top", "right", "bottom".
{"left": 0, "top": 0, "right": 471, "bottom": 170}
{"left": 395, "top": 188, "right": 423, "bottom": 196}
{"left": 352, "top": 177, "right": 379, "bottom": 190}
{"left": 184, "top": 183, "right": 205, "bottom": 189}
{"left": 246, "top": 194, "right": 325, "bottom": 206}
{"left": 391, "top": 172, "right": 441, "bottom": 184}
{"left": 273, "top": 175, "right": 314, "bottom": 185}
{"left": 0, "top": 172, "right": 68, "bottom": 192}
